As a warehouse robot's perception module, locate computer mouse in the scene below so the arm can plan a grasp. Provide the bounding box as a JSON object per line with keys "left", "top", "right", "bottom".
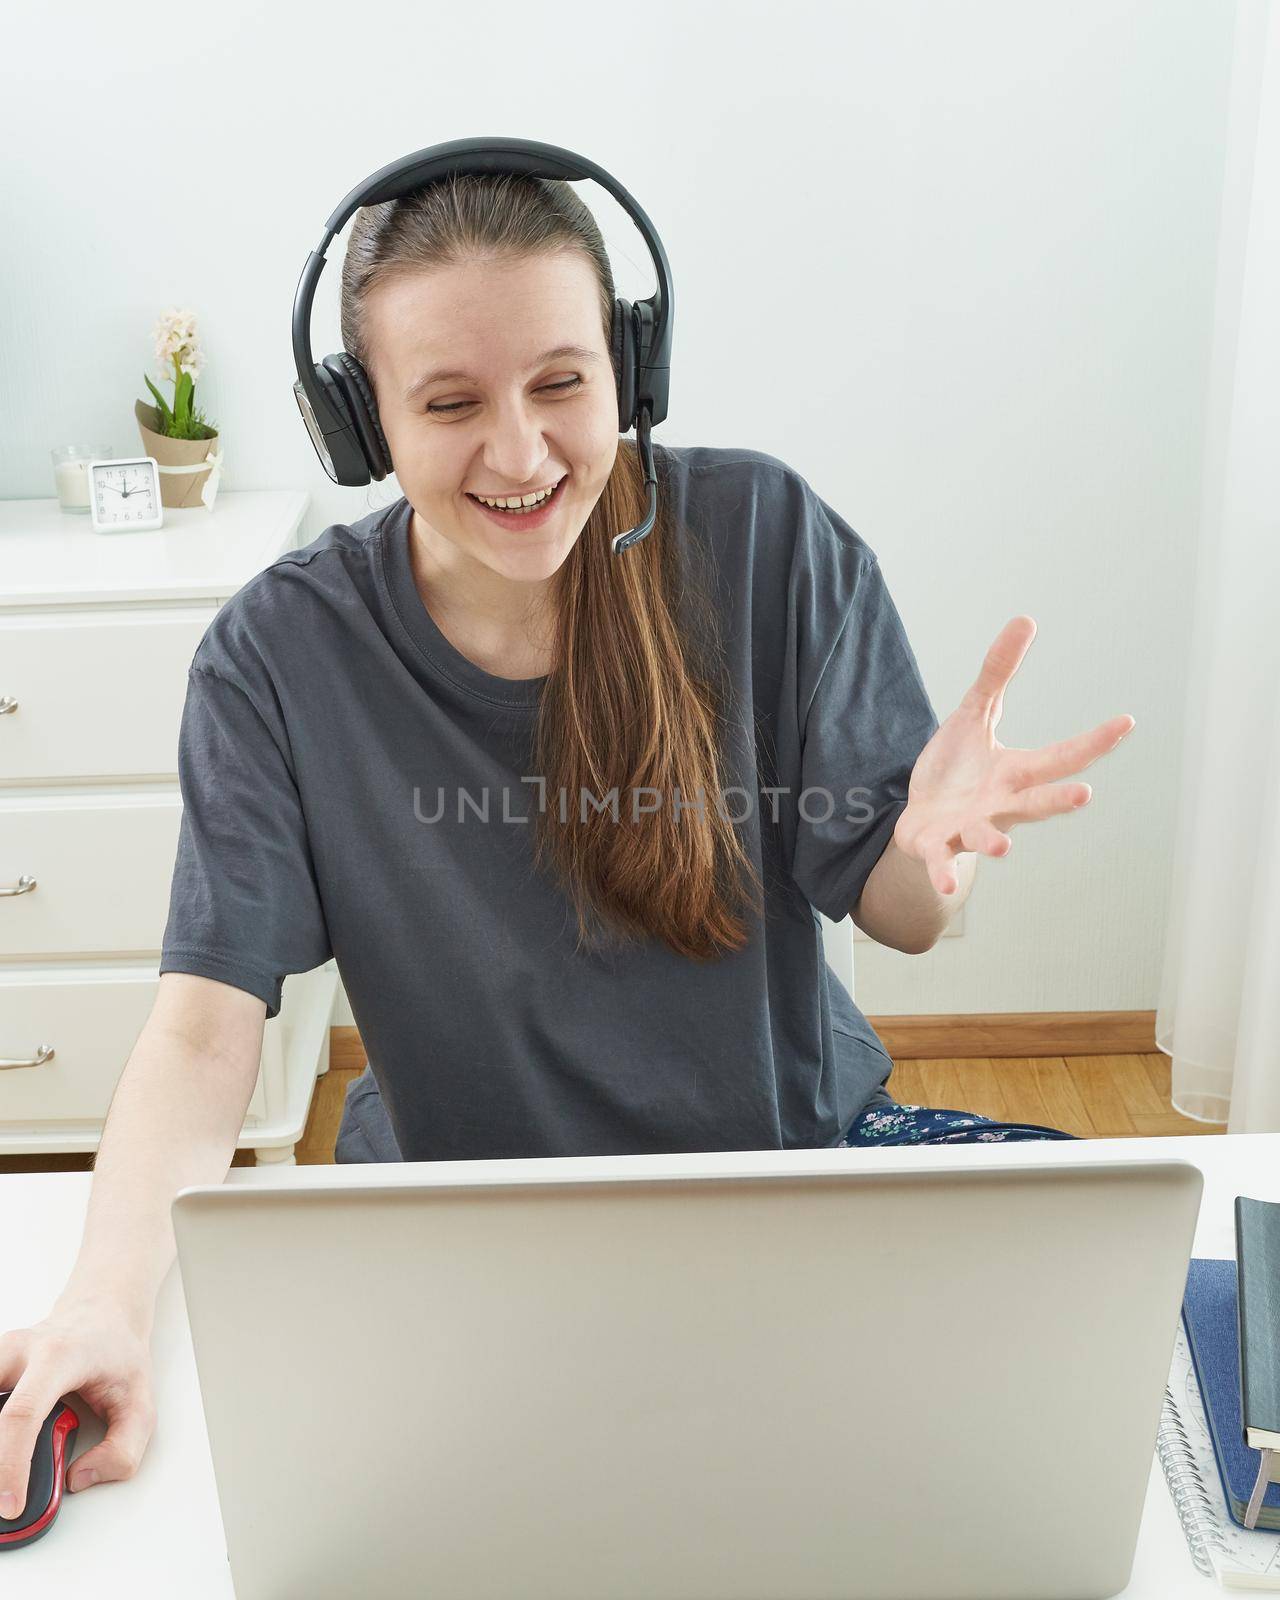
{"left": 0, "top": 1391, "right": 80, "bottom": 1550}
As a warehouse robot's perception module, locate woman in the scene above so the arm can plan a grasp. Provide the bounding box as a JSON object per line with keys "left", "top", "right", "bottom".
{"left": 0, "top": 171, "right": 1137, "bottom": 1521}
{"left": 162, "top": 170, "right": 1131, "bottom": 1158}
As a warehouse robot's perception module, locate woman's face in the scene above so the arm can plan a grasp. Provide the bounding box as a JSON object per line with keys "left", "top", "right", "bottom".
{"left": 364, "top": 250, "right": 619, "bottom": 587}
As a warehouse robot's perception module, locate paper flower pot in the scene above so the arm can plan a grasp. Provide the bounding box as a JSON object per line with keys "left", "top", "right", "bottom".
{"left": 135, "top": 399, "right": 222, "bottom": 509}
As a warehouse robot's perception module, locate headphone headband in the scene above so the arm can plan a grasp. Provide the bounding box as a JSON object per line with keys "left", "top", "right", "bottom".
{"left": 290, "top": 135, "right": 672, "bottom": 553}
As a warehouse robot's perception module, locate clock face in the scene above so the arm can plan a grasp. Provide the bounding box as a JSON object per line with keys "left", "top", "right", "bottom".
{"left": 91, "top": 460, "right": 160, "bottom": 525}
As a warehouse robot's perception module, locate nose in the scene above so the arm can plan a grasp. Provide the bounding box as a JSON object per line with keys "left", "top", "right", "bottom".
{"left": 475, "top": 398, "right": 557, "bottom": 489}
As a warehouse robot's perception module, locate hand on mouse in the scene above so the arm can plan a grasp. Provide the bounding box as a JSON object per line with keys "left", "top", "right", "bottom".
{"left": 0, "top": 1293, "right": 157, "bottom": 1520}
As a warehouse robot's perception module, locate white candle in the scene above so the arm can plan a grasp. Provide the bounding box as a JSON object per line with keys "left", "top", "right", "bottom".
{"left": 51, "top": 445, "right": 113, "bottom": 514}
{"left": 54, "top": 458, "right": 91, "bottom": 510}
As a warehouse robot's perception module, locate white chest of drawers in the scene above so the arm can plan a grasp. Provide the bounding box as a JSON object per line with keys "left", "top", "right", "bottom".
{"left": 0, "top": 492, "right": 337, "bottom": 1165}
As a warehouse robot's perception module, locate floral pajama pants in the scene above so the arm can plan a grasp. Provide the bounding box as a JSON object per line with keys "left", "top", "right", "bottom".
{"left": 838, "top": 1102, "right": 1079, "bottom": 1147}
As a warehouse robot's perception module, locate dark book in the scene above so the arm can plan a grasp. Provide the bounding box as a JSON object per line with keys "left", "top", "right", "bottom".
{"left": 1236, "top": 1197, "right": 1280, "bottom": 1527}
{"left": 1237, "top": 1199, "right": 1280, "bottom": 1445}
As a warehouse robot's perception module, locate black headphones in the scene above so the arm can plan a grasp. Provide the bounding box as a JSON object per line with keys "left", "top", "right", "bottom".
{"left": 291, "top": 135, "right": 673, "bottom": 554}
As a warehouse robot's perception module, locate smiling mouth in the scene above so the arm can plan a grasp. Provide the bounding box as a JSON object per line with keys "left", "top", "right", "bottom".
{"left": 465, "top": 474, "right": 569, "bottom": 520}
{"left": 466, "top": 474, "right": 566, "bottom": 511}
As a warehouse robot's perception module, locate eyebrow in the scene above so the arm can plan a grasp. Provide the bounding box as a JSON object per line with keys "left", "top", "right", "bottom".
{"left": 402, "top": 344, "right": 604, "bottom": 404}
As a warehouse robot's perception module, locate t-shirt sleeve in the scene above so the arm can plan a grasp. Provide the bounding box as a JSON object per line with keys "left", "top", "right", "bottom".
{"left": 785, "top": 496, "right": 941, "bottom": 924}
{"left": 159, "top": 663, "right": 333, "bottom": 1020}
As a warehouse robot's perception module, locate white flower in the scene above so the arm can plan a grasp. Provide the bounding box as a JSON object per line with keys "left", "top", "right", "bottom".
{"left": 152, "top": 305, "right": 203, "bottom": 369}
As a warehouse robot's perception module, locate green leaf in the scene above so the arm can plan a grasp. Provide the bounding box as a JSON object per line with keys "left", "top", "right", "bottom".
{"left": 176, "top": 370, "right": 194, "bottom": 431}
{"left": 143, "top": 373, "right": 174, "bottom": 433}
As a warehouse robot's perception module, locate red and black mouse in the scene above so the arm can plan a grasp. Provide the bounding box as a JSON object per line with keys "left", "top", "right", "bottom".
{"left": 0, "top": 1391, "right": 80, "bottom": 1550}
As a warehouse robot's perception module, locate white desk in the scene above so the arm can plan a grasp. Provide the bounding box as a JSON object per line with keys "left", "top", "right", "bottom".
{"left": 1, "top": 1133, "right": 1271, "bottom": 1597}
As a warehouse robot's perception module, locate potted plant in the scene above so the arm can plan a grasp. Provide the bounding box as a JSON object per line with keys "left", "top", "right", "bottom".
{"left": 135, "top": 307, "right": 223, "bottom": 509}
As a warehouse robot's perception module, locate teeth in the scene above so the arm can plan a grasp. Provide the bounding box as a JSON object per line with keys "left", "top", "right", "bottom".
{"left": 473, "top": 481, "right": 559, "bottom": 509}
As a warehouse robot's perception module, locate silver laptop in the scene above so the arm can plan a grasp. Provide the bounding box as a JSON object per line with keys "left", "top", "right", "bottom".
{"left": 172, "top": 1145, "right": 1202, "bottom": 1600}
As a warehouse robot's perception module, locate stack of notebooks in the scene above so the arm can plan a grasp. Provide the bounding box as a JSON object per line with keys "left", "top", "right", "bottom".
{"left": 1160, "top": 1196, "right": 1280, "bottom": 1588}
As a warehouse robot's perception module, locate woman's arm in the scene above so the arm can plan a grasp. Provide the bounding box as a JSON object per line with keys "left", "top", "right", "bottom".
{"left": 852, "top": 840, "right": 977, "bottom": 954}
{"left": 0, "top": 974, "right": 268, "bottom": 1517}
{"left": 54, "top": 972, "right": 268, "bottom": 1331}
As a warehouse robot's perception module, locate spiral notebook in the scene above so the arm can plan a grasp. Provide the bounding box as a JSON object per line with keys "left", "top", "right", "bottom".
{"left": 1158, "top": 1259, "right": 1280, "bottom": 1589}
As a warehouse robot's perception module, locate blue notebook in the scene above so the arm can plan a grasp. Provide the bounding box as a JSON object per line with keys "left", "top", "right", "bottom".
{"left": 1183, "top": 1256, "right": 1280, "bottom": 1532}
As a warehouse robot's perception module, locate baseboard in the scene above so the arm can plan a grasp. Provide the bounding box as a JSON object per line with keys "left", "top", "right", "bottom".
{"left": 865, "top": 1010, "right": 1157, "bottom": 1061}
{"left": 329, "top": 1013, "right": 1159, "bottom": 1068}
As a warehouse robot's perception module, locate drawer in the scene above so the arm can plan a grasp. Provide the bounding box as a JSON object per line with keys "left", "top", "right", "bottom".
{"left": 0, "top": 968, "right": 268, "bottom": 1125}
{"left": 0, "top": 793, "right": 181, "bottom": 957}
{"left": 0, "top": 606, "right": 214, "bottom": 782}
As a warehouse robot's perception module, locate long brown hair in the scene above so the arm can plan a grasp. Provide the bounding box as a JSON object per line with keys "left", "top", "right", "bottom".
{"left": 340, "top": 171, "right": 762, "bottom": 960}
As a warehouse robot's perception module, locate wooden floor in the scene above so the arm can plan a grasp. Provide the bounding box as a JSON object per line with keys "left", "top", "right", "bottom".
{"left": 881, "top": 1054, "right": 1222, "bottom": 1140}
{"left": 0, "top": 1036, "right": 1222, "bottom": 1174}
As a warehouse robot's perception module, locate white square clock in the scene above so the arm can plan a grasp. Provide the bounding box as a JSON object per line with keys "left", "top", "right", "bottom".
{"left": 88, "top": 456, "right": 164, "bottom": 532}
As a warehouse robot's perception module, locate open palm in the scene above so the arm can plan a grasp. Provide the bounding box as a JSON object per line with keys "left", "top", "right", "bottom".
{"left": 893, "top": 616, "right": 1135, "bottom": 895}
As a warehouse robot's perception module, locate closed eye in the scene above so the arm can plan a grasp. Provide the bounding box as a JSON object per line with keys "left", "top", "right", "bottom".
{"left": 427, "top": 377, "right": 583, "bottom": 416}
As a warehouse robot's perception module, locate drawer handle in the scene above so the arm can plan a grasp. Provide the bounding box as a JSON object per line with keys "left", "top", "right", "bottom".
{"left": 0, "top": 875, "right": 37, "bottom": 896}
{"left": 0, "top": 696, "right": 16, "bottom": 714}
{"left": 1, "top": 1044, "right": 55, "bottom": 1070}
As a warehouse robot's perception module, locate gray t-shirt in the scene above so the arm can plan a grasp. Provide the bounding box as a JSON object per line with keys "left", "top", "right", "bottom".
{"left": 159, "top": 443, "right": 939, "bottom": 1160}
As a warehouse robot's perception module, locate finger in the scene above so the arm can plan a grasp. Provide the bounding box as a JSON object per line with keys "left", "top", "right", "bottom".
{"left": 960, "top": 818, "right": 1013, "bottom": 857}
{"left": 925, "top": 824, "right": 1011, "bottom": 895}
{"left": 996, "top": 780, "right": 1093, "bottom": 826}
{"left": 961, "top": 615, "right": 1037, "bottom": 723}
{"left": 924, "top": 837, "right": 961, "bottom": 895}
{"left": 67, "top": 1388, "right": 155, "bottom": 1494}
{"left": 0, "top": 1363, "right": 66, "bottom": 1520}
{"left": 1008, "top": 715, "right": 1134, "bottom": 789}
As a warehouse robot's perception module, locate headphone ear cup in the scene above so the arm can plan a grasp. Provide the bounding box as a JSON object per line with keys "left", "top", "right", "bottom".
{"left": 611, "top": 298, "right": 637, "bottom": 434}
{"left": 321, "top": 352, "right": 393, "bottom": 481}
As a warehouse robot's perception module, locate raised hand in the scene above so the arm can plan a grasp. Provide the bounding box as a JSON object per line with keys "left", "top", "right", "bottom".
{"left": 893, "top": 615, "right": 1134, "bottom": 895}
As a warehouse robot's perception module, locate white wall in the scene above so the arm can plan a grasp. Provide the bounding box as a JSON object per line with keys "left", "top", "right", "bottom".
{"left": 3, "top": 0, "right": 1237, "bottom": 1026}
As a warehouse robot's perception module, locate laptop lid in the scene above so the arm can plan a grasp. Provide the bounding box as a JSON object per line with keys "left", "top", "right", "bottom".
{"left": 172, "top": 1147, "right": 1202, "bottom": 1600}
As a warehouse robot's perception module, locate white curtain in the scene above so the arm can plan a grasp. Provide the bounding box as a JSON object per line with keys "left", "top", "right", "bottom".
{"left": 1156, "top": 0, "right": 1280, "bottom": 1130}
